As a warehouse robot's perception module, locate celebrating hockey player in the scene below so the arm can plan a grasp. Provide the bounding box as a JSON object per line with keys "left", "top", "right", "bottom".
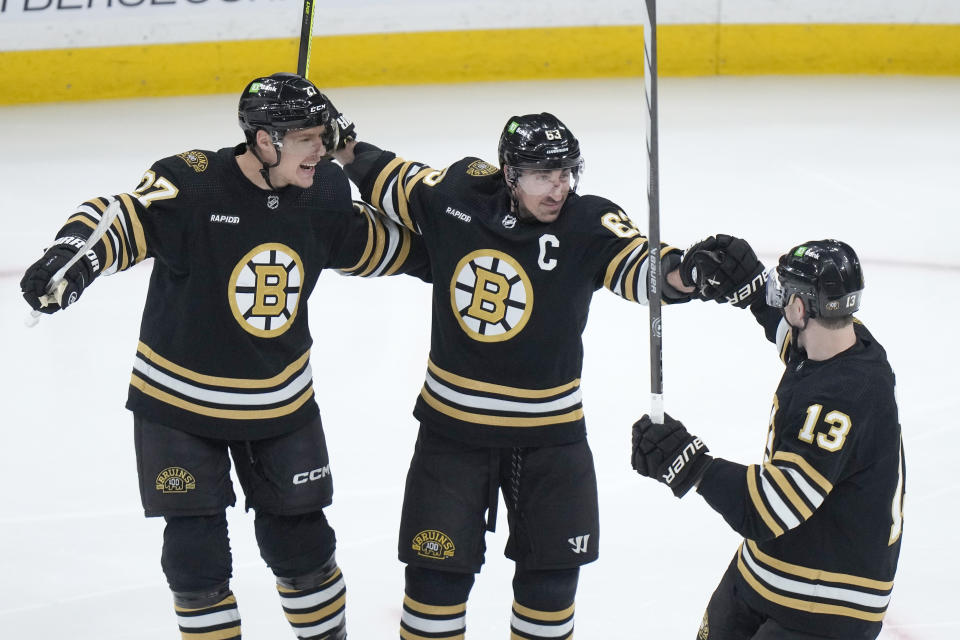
{"left": 20, "top": 73, "right": 430, "bottom": 640}
{"left": 631, "top": 239, "right": 904, "bottom": 639}
{"left": 331, "top": 112, "right": 761, "bottom": 639}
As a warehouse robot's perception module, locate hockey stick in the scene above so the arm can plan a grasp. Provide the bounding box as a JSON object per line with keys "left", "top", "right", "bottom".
{"left": 296, "top": 0, "right": 317, "bottom": 78}
{"left": 643, "top": 0, "right": 664, "bottom": 424}
{"left": 25, "top": 199, "right": 121, "bottom": 328}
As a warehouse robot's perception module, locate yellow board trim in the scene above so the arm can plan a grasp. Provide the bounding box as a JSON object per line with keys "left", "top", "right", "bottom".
{"left": 4, "top": 24, "right": 960, "bottom": 105}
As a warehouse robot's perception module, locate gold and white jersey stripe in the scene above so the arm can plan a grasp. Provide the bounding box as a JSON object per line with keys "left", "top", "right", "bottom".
{"left": 737, "top": 540, "right": 893, "bottom": 622}
{"left": 338, "top": 202, "right": 418, "bottom": 278}
{"left": 746, "top": 450, "right": 832, "bottom": 538}
{"left": 67, "top": 195, "right": 148, "bottom": 276}
{"left": 130, "top": 342, "right": 315, "bottom": 420}
{"left": 367, "top": 157, "right": 431, "bottom": 234}
{"left": 420, "top": 359, "right": 583, "bottom": 428}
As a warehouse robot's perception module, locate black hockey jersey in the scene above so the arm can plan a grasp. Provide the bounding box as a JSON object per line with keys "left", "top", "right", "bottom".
{"left": 697, "top": 317, "right": 905, "bottom": 637}
{"left": 347, "top": 149, "right": 684, "bottom": 447}
{"left": 48, "top": 145, "right": 429, "bottom": 440}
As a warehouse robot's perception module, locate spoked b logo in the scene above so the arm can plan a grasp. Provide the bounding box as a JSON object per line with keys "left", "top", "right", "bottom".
{"left": 229, "top": 243, "right": 304, "bottom": 337}
{"left": 450, "top": 249, "right": 532, "bottom": 343}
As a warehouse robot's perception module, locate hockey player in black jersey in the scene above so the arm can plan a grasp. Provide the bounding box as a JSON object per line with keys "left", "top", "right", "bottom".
{"left": 632, "top": 239, "right": 904, "bottom": 639}
{"left": 19, "top": 73, "right": 430, "bottom": 640}
{"left": 331, "top": 112, "right": 762, "bottom": 639}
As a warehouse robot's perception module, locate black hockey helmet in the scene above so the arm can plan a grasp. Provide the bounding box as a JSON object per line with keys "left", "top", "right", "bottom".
{"left": 238, "top": 72, "right": 341, "bottom": 150}
{"left": 498, "top": 113, "right": 584, "bottom": 187}
{"left": 766, "top": 239, "right": 864, "bottom": 318}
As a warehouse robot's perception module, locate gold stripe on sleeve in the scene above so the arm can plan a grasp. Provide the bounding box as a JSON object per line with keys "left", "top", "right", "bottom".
{"left": 747, "top": 465, "right": 785, "bottom": 537}
{"left": 603, "top": 237, "right": 646, "bottom": 291}
{"left": 358, "top": 213, "right": 387, "bottom": 277}
{"left": 394, "top": 161, "right": 417, "bottom": 231}
{"left": 772, "top": 451, "right": 833, "bottom": 493}
{"left": 763, "top": 463, "right": 814, "bottom": 520}
{"left": 342, "top": 207, "right": 376, "bottom": 274}
{"left": 118, "top": 192, "right": 148, "bottom": 262}
{"left": 370, "top": 157, "right": 404, "bottom": 210}
{"left": 383, "top": 227, "right": 412, "bottom": 276}
{"left": 404, "top": 167, "right": 435, "bottom": 200}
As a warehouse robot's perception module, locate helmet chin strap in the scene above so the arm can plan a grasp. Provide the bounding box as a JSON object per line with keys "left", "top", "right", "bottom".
{"left": 249, "top": 134, "right": 284, "bottom": 191}
{"left": 783, "top": 298, "right": 810, "bottom": 361}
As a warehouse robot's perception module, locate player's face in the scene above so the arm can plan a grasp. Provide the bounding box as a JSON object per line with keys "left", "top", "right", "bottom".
{"left": 270, "top": 125, "right": 329, "bottom": 189}
{"left": 514, "top": 168, "right": 573, "bottom": 223}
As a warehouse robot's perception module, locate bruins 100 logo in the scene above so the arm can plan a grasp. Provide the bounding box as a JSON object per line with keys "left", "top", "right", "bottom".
{"left": 450, "top": 249, "right": 532, "bottom": 342}
{"left": 229, "top": 243, "right": 304, "bottom": 337}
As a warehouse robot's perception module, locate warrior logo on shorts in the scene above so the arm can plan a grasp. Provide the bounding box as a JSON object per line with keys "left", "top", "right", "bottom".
{"left": 698, "top": 611, "right": 709, "bottom": 639}
{"left": 155, "top": 467, "right": 196, "bottom": 494}
{"left": 451, "top": 249, "right": 532, "bottom": 343}
{"left": 229, "top": 243, "right": 304, "bottom": 338}
{"left": 412, "top": 530, "right": 456, "bottom": 560}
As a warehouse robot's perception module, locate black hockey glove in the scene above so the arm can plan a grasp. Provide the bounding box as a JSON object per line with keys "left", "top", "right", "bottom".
{"left": 20, "top": 240, "right": 97, "bottom": 314}
{"left": 680, "top": 234, "right": 765, "bottom": 308}
{"left": 631, "top": 413, "right": 713, "bottom": 498}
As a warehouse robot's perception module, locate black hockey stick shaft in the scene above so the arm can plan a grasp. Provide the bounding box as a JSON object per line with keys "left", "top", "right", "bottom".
{"left": 643, "top": 0, "right": 664, "bottom": 424}
{"left": 297, "top": 0, "right": 317, "bottom": 77}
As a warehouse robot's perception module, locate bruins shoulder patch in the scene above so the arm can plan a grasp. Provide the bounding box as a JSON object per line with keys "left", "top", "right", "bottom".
{"left": 466, "top": 160, "right": 498, "bottom": 177}
{"left": 177, "top": 150, "right": 209, "bottom": 173}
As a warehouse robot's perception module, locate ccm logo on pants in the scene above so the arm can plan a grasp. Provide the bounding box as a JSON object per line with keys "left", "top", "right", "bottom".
{"left": 293, "top": 466, "right": 330, "bottom": 485}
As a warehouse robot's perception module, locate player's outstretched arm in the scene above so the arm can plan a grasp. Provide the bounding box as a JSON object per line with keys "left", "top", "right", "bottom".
{"left": 631, "top": 413, "right": 713, "bottom": 498}
{"left": 680, "top": 234, "right": 765, "bottom": 308}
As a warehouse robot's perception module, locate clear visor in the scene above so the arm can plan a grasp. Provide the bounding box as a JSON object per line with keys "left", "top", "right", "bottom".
{"left": 513, "top": 164, "right": 583, "bottom": 196}
{"left": 765, "top": 269, "right": 789, "bottom": 308}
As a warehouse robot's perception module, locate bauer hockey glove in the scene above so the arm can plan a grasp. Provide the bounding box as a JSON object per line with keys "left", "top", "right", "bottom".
{"left": 680, "top": 234, "right": 765, "bottom": 308}
{"left": 20, "top": 239, "right": 98, "bottom": 314}
{"left": 631, "top": 413, "right": 713, "bottom": 498}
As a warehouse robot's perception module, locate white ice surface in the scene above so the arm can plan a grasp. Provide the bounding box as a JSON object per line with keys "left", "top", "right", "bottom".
{"left": 0, "top": 76, "right": 957, "bottom": 639}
